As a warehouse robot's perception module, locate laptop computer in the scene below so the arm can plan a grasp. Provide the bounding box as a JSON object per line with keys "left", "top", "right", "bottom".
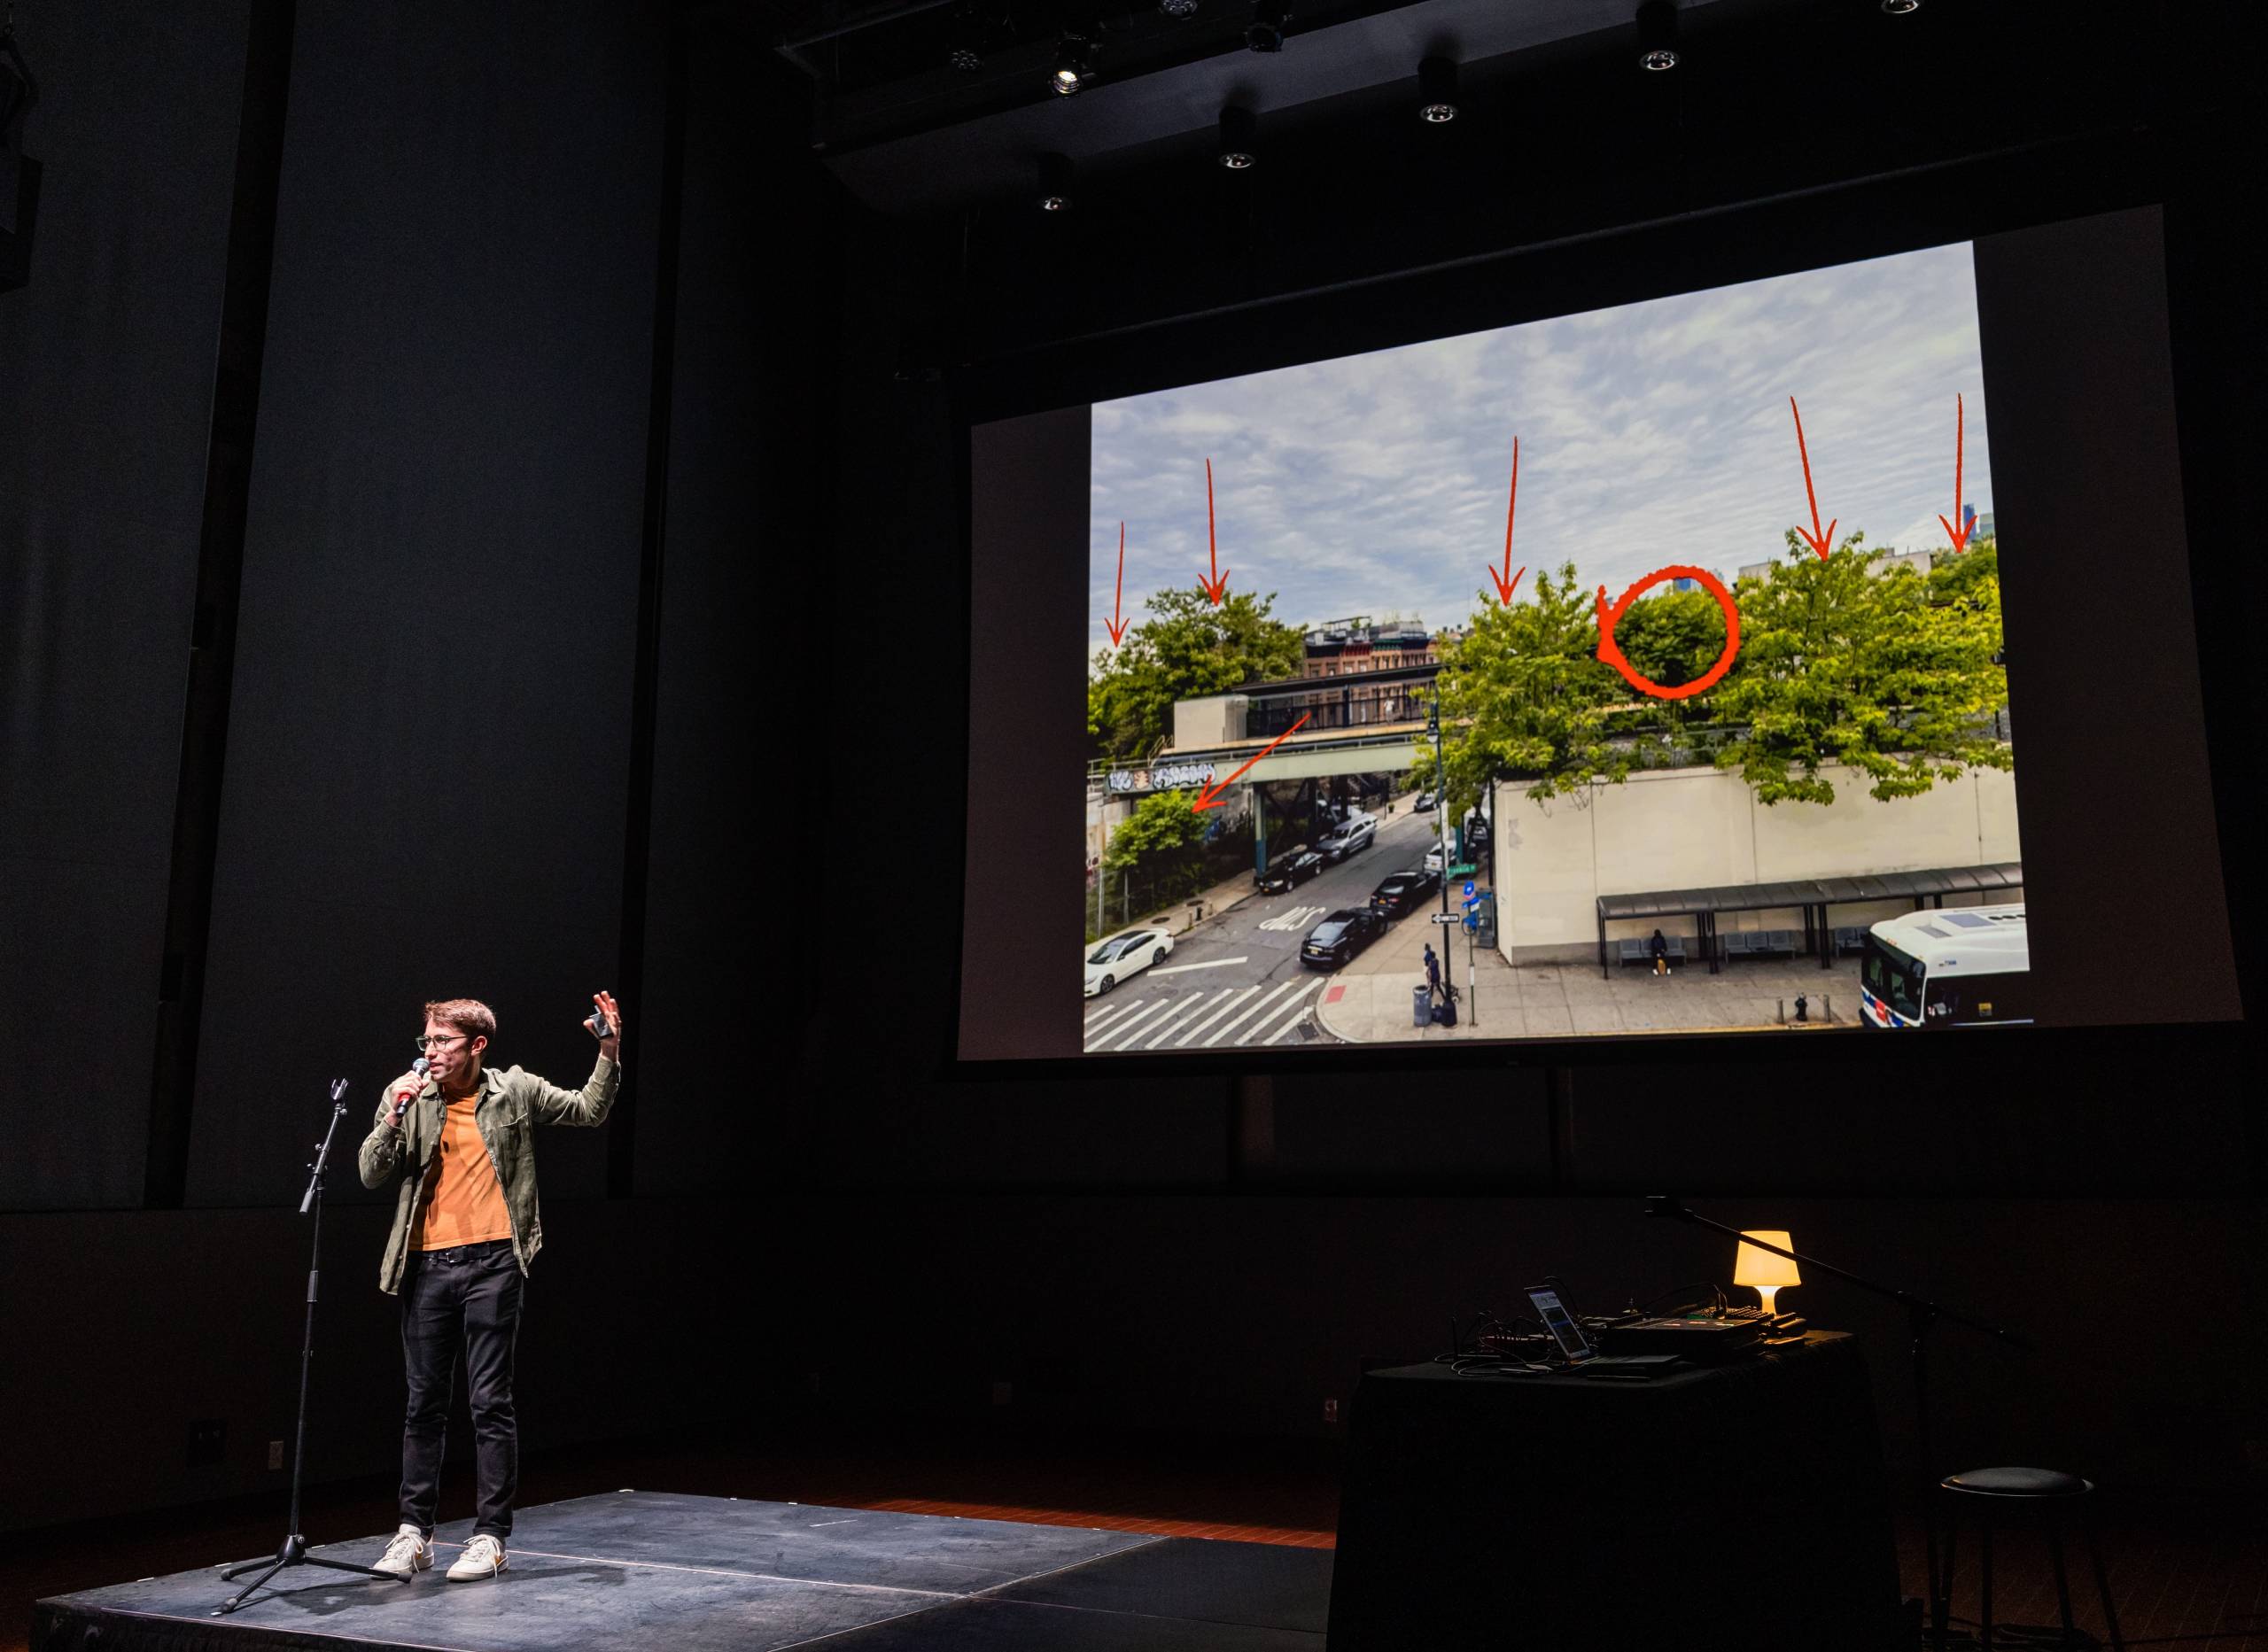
{"left": 1526, "top": 1285, "right": 1688, "bottom": 1378}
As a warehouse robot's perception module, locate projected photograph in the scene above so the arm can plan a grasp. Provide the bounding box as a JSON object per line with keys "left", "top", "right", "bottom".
{"left": 1082, "top": 241, "right": 2020, "bottom": 1052}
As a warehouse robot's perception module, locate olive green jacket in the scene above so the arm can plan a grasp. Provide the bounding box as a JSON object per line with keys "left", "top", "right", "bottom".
{"left": 357, "top": 1055, "right": 618, "bottom": 1295}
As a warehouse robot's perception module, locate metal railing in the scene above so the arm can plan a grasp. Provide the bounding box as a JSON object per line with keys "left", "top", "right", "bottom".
{"left": 1248, "top": 694, "right": 1430, "bottom": 738}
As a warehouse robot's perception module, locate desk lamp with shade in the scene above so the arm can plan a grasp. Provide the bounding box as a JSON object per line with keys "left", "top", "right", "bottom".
{"left": 1735, "top": 1229, "right": 1801, "bottom": 1315}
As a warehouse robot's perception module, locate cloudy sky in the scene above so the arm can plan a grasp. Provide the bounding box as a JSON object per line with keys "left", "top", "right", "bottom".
{"left": 1089, "top": 239, "right": 1992, "bottom": 657}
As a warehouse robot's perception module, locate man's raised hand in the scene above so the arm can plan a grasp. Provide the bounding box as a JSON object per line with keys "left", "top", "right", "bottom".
{"left": 588, "top": 990, "right": 624, "bottom": 1061}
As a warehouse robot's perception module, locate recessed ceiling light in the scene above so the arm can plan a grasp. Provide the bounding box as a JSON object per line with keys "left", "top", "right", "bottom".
{"left": 1636, "top": 0, "right": 1680, "bottom": 70}
{"left": 1219, "top": 105, "right": 1258, "bottom": 167}
{"left": 1050, "top": 35, "right": 1095, "bottom": 96}
{"left": 1418, "top": 56, "right": 1458, "bottom": 122}
{"left": 1037, "top": 153, "right": 1075, "bottom": 211}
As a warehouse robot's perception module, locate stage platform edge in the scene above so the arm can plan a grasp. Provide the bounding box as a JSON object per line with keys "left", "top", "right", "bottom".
{"left": 33, "top": 1489, "right": 1331, "bottom": 1652}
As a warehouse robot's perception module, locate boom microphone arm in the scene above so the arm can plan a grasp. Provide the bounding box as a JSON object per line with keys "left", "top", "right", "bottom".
{"left": 1643, "top": 1195, "right": 2027, "bottom": 1347}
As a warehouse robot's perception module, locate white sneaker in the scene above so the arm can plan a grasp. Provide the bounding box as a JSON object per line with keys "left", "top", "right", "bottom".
{"left": 447, "top": 1532, "right": 508, "bottom": 1581}
{"left": 374, "top": 1524, "right": 431, "bottom": 1578}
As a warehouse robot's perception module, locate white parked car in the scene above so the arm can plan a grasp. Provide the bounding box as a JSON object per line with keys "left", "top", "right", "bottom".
{"left": 1424, "top": 840, "right": 1456, "bottom": 874}
{"left": 1084, "top": 928, "right": 1174, "bottom": 997}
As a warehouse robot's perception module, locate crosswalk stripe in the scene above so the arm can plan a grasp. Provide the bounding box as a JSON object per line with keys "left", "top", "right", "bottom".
{"left": 1140, "top": 989, "right": 1226, "bottom": 1049}
{"left": 1084, "top": 997, "right": 1138, "bottom": 1030}
{"left": 1263, "top": 1005, "right": 1313, "bottom": 1045}
{"left": 1087, "top": 997, "right": 1177, "bottom": 1051}
{"left": 1248, "top": 983, "right": 1320, "bottom": 1046}
{"left": 1171, "top": 986, "right": 1261, "bottom": 1047}
{"left": 1201, "top": 978, "right": 1308, "bottom": 1047}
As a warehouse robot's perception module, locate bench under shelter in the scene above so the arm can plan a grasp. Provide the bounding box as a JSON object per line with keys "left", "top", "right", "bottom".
{"left": 1593, "top": 862, "right": 2025, "bottom": 979}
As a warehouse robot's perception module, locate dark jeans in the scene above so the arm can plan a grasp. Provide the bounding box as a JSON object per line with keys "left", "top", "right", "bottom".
{"left": 399, "top": 1237, "right": 523, "bottom": 1540}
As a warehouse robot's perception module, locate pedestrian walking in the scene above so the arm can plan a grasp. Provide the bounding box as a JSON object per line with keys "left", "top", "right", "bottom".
{"left": 1649, "top": 928, "right": 1670, "bottom": 977}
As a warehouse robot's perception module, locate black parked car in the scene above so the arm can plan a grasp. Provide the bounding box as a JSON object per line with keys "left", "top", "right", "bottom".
{"left": 1369, "top": 868, "right": 1442, "bottom": 918}
{"left": 1301, "top": 907, "right": 1385, "bottom": 969}
{"left": 1256, "top": 849, "right": 1324, "bottom": 895}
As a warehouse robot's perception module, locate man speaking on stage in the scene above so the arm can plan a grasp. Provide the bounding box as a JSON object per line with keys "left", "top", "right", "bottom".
{"left": 356, "top": 992, "right": 624, "bottom": 1582}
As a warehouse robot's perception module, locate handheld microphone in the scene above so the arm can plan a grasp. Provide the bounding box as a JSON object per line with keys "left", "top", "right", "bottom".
{"left": 390, "top": 1057, "right": 429, "bottom": 1126}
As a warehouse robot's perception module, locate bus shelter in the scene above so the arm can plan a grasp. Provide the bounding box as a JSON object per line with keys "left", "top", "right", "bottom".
{"left": 1594, "top": 862, "right": 2025, "bottom": 978}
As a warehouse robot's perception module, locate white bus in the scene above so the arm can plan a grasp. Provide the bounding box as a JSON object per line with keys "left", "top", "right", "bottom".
{"left": 1859, "top": 905, "right": 2031, "bottom": 1028}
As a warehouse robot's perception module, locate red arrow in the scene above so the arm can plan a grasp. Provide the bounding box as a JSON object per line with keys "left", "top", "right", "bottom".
{"left": 1937, "top": 393, "right": 1973, "bottom": 552}
{"left": 1199, "top": 457, "right": 1231, "bottom": 605}
{"left": 1104, "top": 522, "right": 1130, "bottom": 647}
{"left": 1789, "top": 397, "right": 1835, "bottom": 560}
{"left": 1192, "top": 712, "right": 1310, "bottom": 811}
{"left": 1487, "top": 437, "right": 1526, "bottom": 605}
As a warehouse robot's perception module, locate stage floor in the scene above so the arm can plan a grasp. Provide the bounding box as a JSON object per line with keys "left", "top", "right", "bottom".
{"left": 32, "top": 1489, "right": 1332, "bottom": 1651}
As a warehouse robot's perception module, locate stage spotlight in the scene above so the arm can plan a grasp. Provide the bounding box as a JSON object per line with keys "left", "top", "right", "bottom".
{"left": 1159, "top": 0, "right": 1200, "bottom": 17}
{"left": 1246, "top": 0, "right": 1289, "bottom": 53}
{"left": 1218, "top": 105, "right": 1257, "bottom": 168}
{"left": 1050, "top": 33, "right": 1095, "bottom": 96}
{"left": 1418, "top": 56, "right": 1458, "bottom": 123}
{"left": 1635, "top": 0, "right": 1680, "bottom": 70}
{"left": 1881, "top": 0, "right": 1921, "bottom": 11}
{"left": 1037, "top": 152, "right": 1076, "bottom": 211}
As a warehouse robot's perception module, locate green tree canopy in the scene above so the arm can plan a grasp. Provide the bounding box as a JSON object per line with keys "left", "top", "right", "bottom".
{"left": 1099, "top": 787, "right": 1211, "bottom": 898}
{"left": 1089, "top": 587, "right": 1305, "bottom": 764}
{"left": 1610, "top": 586, "right": 1731, "bottom": 692}
{"left": 1433, "top": 562, "right": 1633, "bottom": 811}
{"left": 1707, "top": 533, "right": 2010, "bottom": 803}
{"left": 1429, "top": 536, "right": 2011, "bottom": 811}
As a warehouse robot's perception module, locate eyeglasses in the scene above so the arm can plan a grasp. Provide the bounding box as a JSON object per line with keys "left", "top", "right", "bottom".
{"left": 415, "top": 1033, "right": 470, "bottom": 1052}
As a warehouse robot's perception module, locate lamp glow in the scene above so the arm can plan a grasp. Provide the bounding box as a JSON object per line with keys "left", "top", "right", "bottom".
{"left": 1734, "top": 1229, "right": 1800, "bottom": 1315}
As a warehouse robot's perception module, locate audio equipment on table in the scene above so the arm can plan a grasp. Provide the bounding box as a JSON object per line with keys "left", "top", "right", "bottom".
{"left": 1596, "top": 1315, "right": 1766, "bottom": 1361}
{"left": 1475, "top": 1330, "right": 1557, "bottom": 1361}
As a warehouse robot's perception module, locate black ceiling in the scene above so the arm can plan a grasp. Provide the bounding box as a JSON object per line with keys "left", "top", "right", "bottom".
{"left": 710, "top": 0, "right": 2254, "bottom": 225}
{"left": 733, "top": 0, "right": 1774, "bottom": 212}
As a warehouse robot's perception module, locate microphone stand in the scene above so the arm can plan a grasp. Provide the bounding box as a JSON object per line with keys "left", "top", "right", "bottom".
{"left": 1643, "top": 1195, "right": 2030, "bottom": 1647}
{"left": 214, "top": 1082, "right": 400, "bottom": 1613}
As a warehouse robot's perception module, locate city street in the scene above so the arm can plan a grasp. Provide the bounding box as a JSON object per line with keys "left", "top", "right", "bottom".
{"left": 1082, "top": 795, "right": 1458, "bottom": 1052}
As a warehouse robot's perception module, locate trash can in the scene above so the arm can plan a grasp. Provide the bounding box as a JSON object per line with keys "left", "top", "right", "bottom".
{"left": 1413, "top": 985, "right": 1432, "bottom": 1028}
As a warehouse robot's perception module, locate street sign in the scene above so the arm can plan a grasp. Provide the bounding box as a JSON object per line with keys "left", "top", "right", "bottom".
{"left": 1449, "top": 864, "right": 1476, "bottom": 877}
{"left": 1462, "top": 880, "right": 1476, "bottom": 898}
{"left": 1429, "top": 912, "right": 1462, "bottom": 925}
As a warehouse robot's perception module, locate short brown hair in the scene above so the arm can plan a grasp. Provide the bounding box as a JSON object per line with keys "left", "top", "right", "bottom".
{"left": 423, "top": 998, "right": 497, "bottom": 1041}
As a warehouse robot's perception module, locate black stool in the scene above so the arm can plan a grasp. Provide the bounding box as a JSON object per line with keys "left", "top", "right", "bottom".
{"left": 1933, "top": 1467, "right": 2124, "bottom": 1651}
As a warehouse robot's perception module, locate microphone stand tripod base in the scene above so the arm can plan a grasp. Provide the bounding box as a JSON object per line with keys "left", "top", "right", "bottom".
{"left": 209, "top": 1086, "right": 399, "bottom": 1617}
{"left": 215, "top": 1534, "right": 398, "bottom": 1614}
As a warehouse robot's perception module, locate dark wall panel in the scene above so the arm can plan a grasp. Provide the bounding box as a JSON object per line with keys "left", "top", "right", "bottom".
{"left": 0, "top": 4, "right": 248, "bottom": 1209}
{"left": 183, "top": 0, "right": 663, "bottom": 1206}
{"left": 632, "top": 29, "right": 827, "bottom": 1196}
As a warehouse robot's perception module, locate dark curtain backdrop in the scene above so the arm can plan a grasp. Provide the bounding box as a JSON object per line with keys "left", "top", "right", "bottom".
{"left": 629, "top": 28, "right": 827, "bottom": 1196}
{"left": 182, "top": 0, "right": 664, "bottom": 1206}
{"left": 0, "top": 4, "right": 249, "bottom": 1209}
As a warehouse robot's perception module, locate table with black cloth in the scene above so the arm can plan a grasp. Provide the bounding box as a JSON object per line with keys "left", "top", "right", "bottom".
{"left": 1326, "top": 1331, "right": 1904, "bottom": 1652}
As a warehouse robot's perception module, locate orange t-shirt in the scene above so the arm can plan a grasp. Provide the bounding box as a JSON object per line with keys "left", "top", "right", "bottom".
{"left": 414, "top": 1097, "right": 513, "bottom": 1250}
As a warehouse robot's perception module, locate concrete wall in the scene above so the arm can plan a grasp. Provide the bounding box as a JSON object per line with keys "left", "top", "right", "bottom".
{"left": 1172, "top": 693, "right": 1248, "bottom": 750}
{"left": 1491, "top": 761, "right": 2023, "bottom": 961}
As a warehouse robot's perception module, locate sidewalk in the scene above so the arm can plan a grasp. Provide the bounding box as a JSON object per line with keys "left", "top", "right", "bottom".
{"left": 1091, "top": 864, "right": 1262, "bottom": 940}
{"left": 1315, "top": 914, "right": 1866, "bottom": 1043}
{"left": 1312, "top": 904, "right": 1520, "bottom": 1042}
